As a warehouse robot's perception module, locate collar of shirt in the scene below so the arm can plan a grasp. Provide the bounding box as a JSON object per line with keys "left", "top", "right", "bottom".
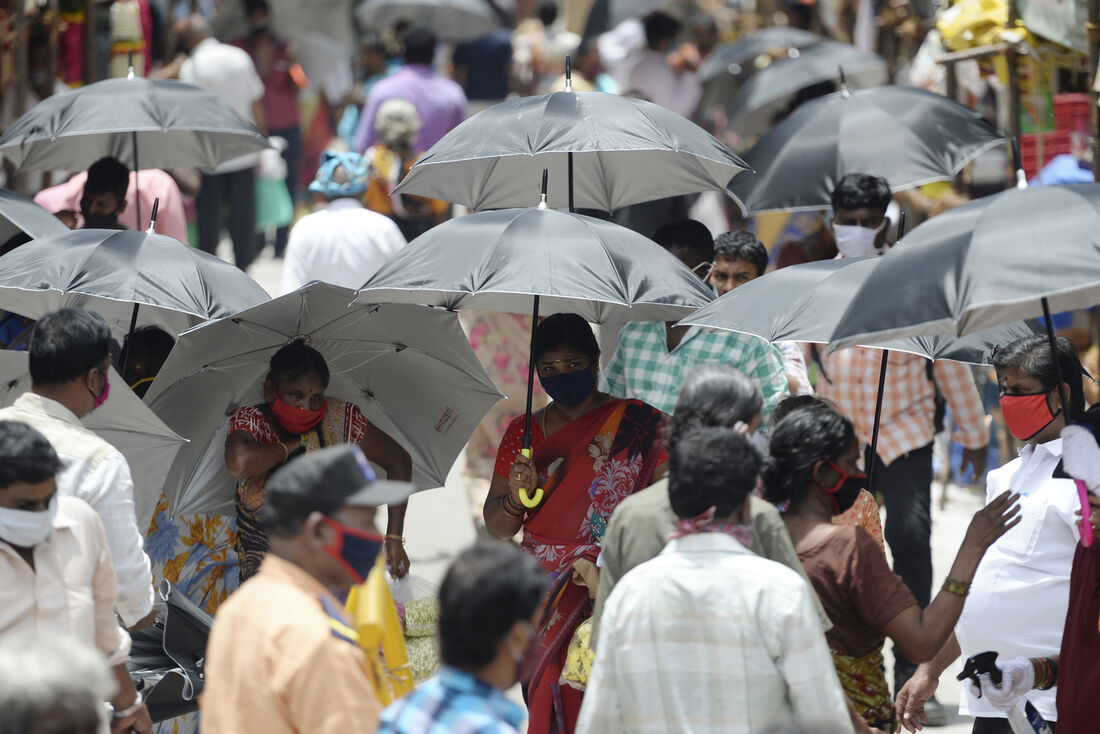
{"left": 325, "top": 198, "right": 365, "bottom": 213}
{"left": 436, "top": 666, "right": 525, "bottom": 728}
{"left": 661, "top": 531, "right": 753, "bottom": 557}
{"left": 255, "top": 554, "right": 350, "bottom": 621}
{"left": 1019, "top": 437, "right": 1063, "bottom": 462}
{"left": 14, "top": 392, "right": 83, "bottom": 428}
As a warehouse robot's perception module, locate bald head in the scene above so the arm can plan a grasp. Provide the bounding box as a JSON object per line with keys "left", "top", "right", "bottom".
{"left": 174, "top": 13, "right": 210, "bottom": 52}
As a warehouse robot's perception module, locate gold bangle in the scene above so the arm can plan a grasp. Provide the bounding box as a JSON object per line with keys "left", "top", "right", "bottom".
{"left": 941, "top": 578, "right": 970, "bottom": 597}
{"left": 277, "top": 441, "right": 289, "bottom": 463}
{"left": 385, "top": 534, "right": 405, "bottom": 545}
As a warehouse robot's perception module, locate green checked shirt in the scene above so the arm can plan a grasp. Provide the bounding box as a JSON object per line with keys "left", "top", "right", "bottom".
{"left": 600, "top": 322, "right": 788, "bottom": 418}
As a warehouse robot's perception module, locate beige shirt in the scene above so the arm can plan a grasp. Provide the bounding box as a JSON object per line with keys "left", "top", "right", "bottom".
{"left": 201, "top": 555, "right": 382, "bottom": 733}
{"left": 0, "top": 496, "right": 130, "bottom": 665}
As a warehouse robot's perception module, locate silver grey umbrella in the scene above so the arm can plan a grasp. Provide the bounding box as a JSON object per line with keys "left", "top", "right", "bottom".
{"left": 0, "top": 228, "right": 270, "bottom": 340}
{"left": 727, "top": 85, "right": 1006, "bottom": 214}
{"left": 0, "top": 188, "right": 69, "bottom": 244}
{"left": 0, "top": 351, "right": 187, "bottom": 532}
{"left": 355, "top": 0, "right": 509, "bottom": 41}
{"left": 392, "top": 89, "right": 750, "bottom": 212}
{"left": 143, "top": 283, "right": 502, "bottom": 516}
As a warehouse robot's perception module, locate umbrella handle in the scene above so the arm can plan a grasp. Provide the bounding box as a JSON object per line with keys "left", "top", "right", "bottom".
{"left": 518, "top": 448, "right": 545, "bottom": 508}
{"left": 1077, "top": 480, "right": 1094, "bottom": 547}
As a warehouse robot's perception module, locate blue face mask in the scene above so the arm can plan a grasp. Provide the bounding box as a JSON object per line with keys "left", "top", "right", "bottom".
{"left": 538, "top": 367, "right": 596, "bottom": 407}
{"left": 320, "top": 516, "right": 384, "bottom": 584}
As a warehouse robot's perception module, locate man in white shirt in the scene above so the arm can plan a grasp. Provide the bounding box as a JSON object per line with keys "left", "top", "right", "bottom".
{"left": 0, "top": 420, "right": 151, "bottom": 732}
{"left": 176, "top": 13, "right": 266, "bottom": 270}
{"left": 0, "top": 308, "right": 155, "bottom": 630}
{"left": 897, "top": 334, "right": 1084, "bottom": 734}
{"left": 622, "top": 11, "right": 702, "bottom": 118}
{"left": 577, "top": 427, "right": 853, "bottom": 734}
{"left": 281, "top": 150, "right": 406, "bottom": 294}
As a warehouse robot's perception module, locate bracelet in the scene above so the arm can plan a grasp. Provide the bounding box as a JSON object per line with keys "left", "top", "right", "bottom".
{"left": 112, "top": 691, "right": 144, "bottom": 719}
{"left": 277, "top": 441, "right": 290, "bottom": 463}
{"left": 1032, "top": 656, "right": 1058, "bottom": 690}
{"left": 385, "top": 534, "right": 405, "bottom": 545}
{"left": 501, "top": 493, "right": 524, "bottom": 517}
{"left": 941, "top": 578, "right": 971, "bottom": 597}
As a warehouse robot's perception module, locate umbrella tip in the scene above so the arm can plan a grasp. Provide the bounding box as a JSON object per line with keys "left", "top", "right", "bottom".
{"left": 538, "top": 169, "right": 549, "bottom": 209}
{"left": 127, "top": 50, "right": 135, "bottom": 79}
{"left": 146, "top": 197, "right": 160, "bottom": 234}
{"left": 564, "top": 56, "right": 573, "bottom": 93}
{"left": 838, "top": 66, "right": 850, "bottom": 97}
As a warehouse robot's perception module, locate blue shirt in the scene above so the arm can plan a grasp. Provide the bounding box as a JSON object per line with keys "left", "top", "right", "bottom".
{"left": 379, "top": 666, "right": 525, "bottom": 734}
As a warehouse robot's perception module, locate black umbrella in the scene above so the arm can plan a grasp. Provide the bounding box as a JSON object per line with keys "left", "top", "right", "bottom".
{"left": 128, "top": 582, "right": 213, "bottom": 723}
{"left": 0, "top": 227, "right": 270, "bottom": 340}
{"left": 392, "top": 86, "right": 750, "bottom": 212}
{"left": 355, "top": 0, "right": 511, "bottom": 41}
{"left": 727, "top": 85, "right": 1006, "bottom": 214}
{"left": 724, "top": 41, "right": 887, "bottom": 142}
{"left": 0, "top": 188, "right": 69, "bottom": 245}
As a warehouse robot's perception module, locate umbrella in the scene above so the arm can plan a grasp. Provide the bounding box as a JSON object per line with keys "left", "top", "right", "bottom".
{"left": 0, "top": 228, "right": 270, "bottom": 341}
{"left": 724, "top": 41, "right": 888, "bottom": 142}
{"left": 696, "top": 28, "right": 825, "bottom": 124}
{"left": 355, "top": 0, "right": 510, "bottom": 41}
{"left": 128, "top": 581, "right": 213, "bottom": 723}
{"left": 0, "top": 188, "right": 69, "bottom": 244}
{"left": 726, "top": 85, "right": 1006, "bottom": 214}
{"left": 355, "top": 191, "right": 714, "bottom": 486}
{"left": 830, "top": 183, "right": 1100, "bottom": 346}
{"left": 143, "top": 283, "right": 502, "bottom": 517}
{"left": 392, "top": 88, "right": 750, "bottom": 212}
{"left": 0, "top": 351, "right": 187, "bottom": 533}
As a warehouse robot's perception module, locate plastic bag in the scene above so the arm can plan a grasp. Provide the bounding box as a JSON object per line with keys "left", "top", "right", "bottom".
{"left": 390, "top": 575, "right": 440, "bottom": 638}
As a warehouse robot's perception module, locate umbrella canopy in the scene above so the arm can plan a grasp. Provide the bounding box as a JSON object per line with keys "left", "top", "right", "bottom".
{"left": 0, "top": 228, "right": 270, "bottom": 338}
{"left": 830, "top": 184, "right": 1100, "bottom": 348}
{"left": 697, "top": 28, "right": 825, "bottom": 123}
{"left": 0, "top": 77, "right": 269, "bottom": 173}
{"left": 392, "top": 90, "right": 750, "bottom": 211}
{"left": 0, "top": 351, "right": 187, "bottom": 532}
{"left": 355, "top": 0, "right": 509, "bottom": 41}
{"left": 0, "top": 188, "right": 69, "bottom": 244}
{"left": 724, "top": 41, "right": 887, "bottom": 142}
{"left": 353, "top": 207, "right": 716, "bottom": 321}
{"left": 679, "top": 257, "right": 1041, "bottom": 363}
{"left": 143, "top": 284, "right": 502, "bottom": 517}
{"left": 727, "top": 86, "right": 1006, "bottom": 214}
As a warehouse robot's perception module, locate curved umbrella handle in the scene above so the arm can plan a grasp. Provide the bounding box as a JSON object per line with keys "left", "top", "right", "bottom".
{"left": 518, "top": 448, "right": 544, "bottom": 508}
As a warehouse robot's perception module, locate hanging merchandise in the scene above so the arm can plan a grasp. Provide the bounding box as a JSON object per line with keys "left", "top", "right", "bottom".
{"left": 58, "top": 0, "right": 84, "bottom": 85}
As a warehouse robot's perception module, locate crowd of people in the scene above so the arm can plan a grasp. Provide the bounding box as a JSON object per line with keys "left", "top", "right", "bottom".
{"left": 1, "top": 1, "right": 1098, "bottom": 734}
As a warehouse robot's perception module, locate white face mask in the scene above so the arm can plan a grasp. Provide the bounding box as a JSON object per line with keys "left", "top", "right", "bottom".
{"left": 833, "top": 220, "right": 886, "bottom": 258}
{"left": 0, "top": 496, "right": 58, "bottom": 548}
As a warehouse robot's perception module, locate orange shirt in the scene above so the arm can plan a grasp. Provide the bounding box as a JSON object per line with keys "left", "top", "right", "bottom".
{"left": 201, "top": 554, "right": 381, "bottom": 733}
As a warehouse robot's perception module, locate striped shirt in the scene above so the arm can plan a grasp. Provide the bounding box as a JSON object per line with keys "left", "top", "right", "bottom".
{"left": 379, "top": 666, "right": 525, "bottom": 734}
{"left": 817, "top": 347, "right": 988, "bottom": 465}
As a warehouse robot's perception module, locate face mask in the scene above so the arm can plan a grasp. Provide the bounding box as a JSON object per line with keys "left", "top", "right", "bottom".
{"left": 833, "top": 221, "right": 886, "bottom": 258}
{"left": 1000, "top": 390, "right": 1059, "bottom": 441}
{"left": 0, "top": 496, "right": 58, "bottom": 548}
{"left": 823, "top": 461, "right": 865, "bottom": 515}
{"left": 320, "top": 516, "right": 385, "bottom": 584}
{"left": 271, "top": 394, "right": 328, "bottom": 434}
{"left": 538, "top": 368, "right": 596, "bottom": 407}
{"left": 90, "top": 370, "right": 109, "bottom": 410}
{"left": 81, "top": 211, "right": 123, "bottom": 230}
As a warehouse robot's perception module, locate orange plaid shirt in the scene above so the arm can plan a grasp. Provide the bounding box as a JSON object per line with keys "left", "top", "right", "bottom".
{"left": 817, "top": 347, "right": 988, "bottom": 465}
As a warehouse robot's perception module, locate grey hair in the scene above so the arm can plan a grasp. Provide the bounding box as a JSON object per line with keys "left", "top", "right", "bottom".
{"left": 0, "top": 636, "right": 117, "bottom": 734}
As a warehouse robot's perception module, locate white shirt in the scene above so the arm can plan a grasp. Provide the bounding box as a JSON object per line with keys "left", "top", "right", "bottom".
{"left": 623, "top": 49, "right": 703, "bottom": 118}
{"left": 0, "top": 393, "right": 154, "bottom": 626}
{"left": 0, "top": 496, "right": 131, "bottom": 666}
{"left": 281, "top": 198, "right": 407, "bottom": 294}
{"left": 576, "top": 533, "right": 853, "bottom": 734}
{"left": 180, "top": 38, "right": 265, "bottom": 172}
{"left": 955, "top": 438, "right": 1078, "bottom": 720}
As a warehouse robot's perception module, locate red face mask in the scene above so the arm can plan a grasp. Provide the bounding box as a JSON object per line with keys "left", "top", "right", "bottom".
{"left": 1000, "top": 390, "right": 1059, "bottom": 441}
{"left": 271, "top": 394, "right": 328, "bottom": 434}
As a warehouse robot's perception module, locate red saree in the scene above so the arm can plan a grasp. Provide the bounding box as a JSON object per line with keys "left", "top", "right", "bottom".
{"left": 496, "top": 398, "right": 666, "bottom": 734}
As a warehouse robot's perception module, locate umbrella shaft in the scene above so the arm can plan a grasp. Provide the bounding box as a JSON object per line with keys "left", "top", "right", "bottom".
{"left": 867, "top": 350, "right": 890, "bottom": 490}
{"left": 522, "top": 294, "right": 541, "bottom": 449}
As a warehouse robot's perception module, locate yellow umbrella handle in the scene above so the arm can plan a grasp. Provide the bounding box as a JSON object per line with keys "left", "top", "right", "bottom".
{"left": 518, "top": 448, "right": 544, "bottom": 508}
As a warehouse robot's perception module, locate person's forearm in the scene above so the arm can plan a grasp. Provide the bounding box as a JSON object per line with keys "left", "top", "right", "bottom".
{"left": 917, "top": 633, "right": 962, "bottom": 679}
{"left": 386, "top": 501, "right": 407, "bottom": 537}
{"left": 907, "top": 550, "right": 981, "bottom": 660}
{"left": 110, "top": 662, "right": 140, "bottom": 709}
{"left": 225, "top": 437, "right": 299, "bottom": 479}
{"left": 484, "top": 492, "right": 524, "bottom": 538}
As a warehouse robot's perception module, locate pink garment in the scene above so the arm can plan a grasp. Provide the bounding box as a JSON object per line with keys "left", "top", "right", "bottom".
{"left": 34, "top": 169, "right": 188, "bottom": 244}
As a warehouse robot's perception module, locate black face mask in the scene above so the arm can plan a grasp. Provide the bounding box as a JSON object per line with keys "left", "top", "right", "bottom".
{"left": 823, "top": 461, "right": 865, "bottom": 515}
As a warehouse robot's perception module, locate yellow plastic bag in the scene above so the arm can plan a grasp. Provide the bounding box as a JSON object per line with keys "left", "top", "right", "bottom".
{"left": 344, "top": 555, "right": 415, "bottom": 704}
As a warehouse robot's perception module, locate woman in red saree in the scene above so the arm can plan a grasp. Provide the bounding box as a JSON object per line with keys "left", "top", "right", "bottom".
{"left": 485, "top": 314, "right": 667, "bottom": 734}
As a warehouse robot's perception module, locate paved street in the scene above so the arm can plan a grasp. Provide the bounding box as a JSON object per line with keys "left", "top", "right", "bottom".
{"left": 245, "top": 243, "right": 986, "bottom": 733}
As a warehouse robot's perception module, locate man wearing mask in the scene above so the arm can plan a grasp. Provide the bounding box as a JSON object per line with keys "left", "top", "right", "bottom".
{"left": 0, "top": 308, "right": 155, "bottom": 630}
{"left": 202, "top": 444, "right": 415, "bottom": 732}
{"left": 80, "top": 157, "right": 130, "bottom": 230}
{"left": 379, "top": 541, "right": 545, "bottom": 733}
{"left": 0, "top": 421, "right": 152, "bottom": 733}
{"left": 896, "top": 335, "right": 1085, "bottom": 734}
{"left": 817, "top": 173, "right": 989, "bottom": 713}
